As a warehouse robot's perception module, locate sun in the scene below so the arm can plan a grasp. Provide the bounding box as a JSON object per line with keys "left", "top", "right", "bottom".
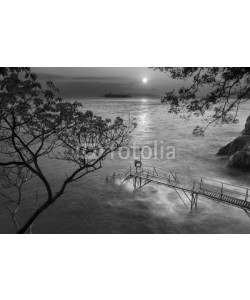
{"left": 142, "top": 78, "right": 148, "bottom": 83}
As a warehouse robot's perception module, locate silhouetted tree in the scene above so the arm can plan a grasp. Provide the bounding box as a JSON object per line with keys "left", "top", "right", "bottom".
{"left": 152, "top": 68, "right": 250, "bottom": 134}
{"left": 0, "top": 68, "right": 135, "bottom": 233}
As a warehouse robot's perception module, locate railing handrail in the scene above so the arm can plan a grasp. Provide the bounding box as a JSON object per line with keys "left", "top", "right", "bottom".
{"left": 131, "top": 168, "right": 248, "bottom": 198}
{"left": 129, "top": 164, "right": 249, "bottom": 192}
{"left": 120, "top": 166, "right": 136, "bottom": 179}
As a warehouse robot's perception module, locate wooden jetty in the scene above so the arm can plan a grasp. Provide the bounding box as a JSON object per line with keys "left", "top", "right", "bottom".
{"left": 109, "top": 163, "right": 250, "bottom": 217}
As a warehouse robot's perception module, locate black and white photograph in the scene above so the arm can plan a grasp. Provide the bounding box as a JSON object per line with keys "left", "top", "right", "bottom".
{"left": 1, "top": 67, "right": 250, "bottom": 234}
{"left": 1, "top": 1, "right": 249, "bottom": 300}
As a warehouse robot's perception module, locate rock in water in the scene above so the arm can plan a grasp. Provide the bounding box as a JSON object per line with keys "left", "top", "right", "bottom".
{"left": 242, "top": 115, "right": 250, "bottom": 135}
{"left": 228, "top": 151, "right": 250, "bottom": 169}
{"left": 244, "top": 120, "right": 250, "bottom": 135}
{"left": 217, "top": 135, "right": 250, "bottom": 156}
{"left": 218, "top": 115, "right": 250, "bottom": 170}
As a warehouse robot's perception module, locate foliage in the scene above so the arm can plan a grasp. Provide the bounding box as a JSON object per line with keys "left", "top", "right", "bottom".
{"left": 152, "top": 68, "right": 250, "bottom": 131}
{"left": 0, "top": 67, "right": 135, "bottom": 233}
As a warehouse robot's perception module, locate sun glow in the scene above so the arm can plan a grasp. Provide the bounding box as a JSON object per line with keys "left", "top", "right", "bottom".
{"left": 142, "top": 78, "right": 148, "bottom": 83}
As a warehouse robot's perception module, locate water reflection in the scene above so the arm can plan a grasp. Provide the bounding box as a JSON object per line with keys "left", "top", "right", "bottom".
{"left": 2, "top": 98, "right": 250, "bottom": 233}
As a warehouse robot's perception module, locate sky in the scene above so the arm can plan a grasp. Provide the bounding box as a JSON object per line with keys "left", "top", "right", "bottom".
{"left": 32, "top": 67, "right": 184, "bottom": 99}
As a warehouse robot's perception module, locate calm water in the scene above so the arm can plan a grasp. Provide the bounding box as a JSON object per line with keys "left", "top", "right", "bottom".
{"left": 1, "top": 98, "right": 250, "bottom": 233}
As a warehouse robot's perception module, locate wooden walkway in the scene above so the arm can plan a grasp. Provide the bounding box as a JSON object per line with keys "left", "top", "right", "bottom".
{"left": 117, "top": 165, "right": 250, "bottom": 213}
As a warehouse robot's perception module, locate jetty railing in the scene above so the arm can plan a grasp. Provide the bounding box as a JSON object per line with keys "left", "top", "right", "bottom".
{"left": 126, "top": 164, "right": 250, "bottom": 203}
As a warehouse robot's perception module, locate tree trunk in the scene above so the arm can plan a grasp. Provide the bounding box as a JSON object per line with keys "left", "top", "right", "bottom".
{"left": 17, "top": 199, "right": 54, "bottom": 234}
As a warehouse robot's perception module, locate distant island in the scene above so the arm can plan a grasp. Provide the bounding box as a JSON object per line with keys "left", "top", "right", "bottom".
{"left": 104, "top": 92, "right": 132, "bottom": 98}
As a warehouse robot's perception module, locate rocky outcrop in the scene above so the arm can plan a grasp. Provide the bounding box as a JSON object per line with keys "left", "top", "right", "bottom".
{"left": 217, "top": 135, "right": 250, "bottom": 156}
{"left": 218, "top": 115, "right": 250, "bottom": 170}
{"left": 228, "top": 151, "right": 250, "bottom": 169}
{"left": 244, "top": 120, "right": 250, "bottom": 135}
{"left": 242, "top": 115, "right": 250, "bottom": 135}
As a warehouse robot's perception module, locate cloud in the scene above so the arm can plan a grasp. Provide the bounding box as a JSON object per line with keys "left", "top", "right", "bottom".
{"left": 31, "top": 67, "right": 177, "bottom": 98}
{"left": 38, "top": 73, "right": 133, "bottom": 85}
{"left": 72, "top": 76, "right": 129, "bottom": 82}
{"left": 36, "top": 73, "right": 131, "bottom": 84}
{"left": 36, "top": 73, "right": 66, "bottom": 81}
{"left": 55, "top": 80, "right": 139, "bottom": 98}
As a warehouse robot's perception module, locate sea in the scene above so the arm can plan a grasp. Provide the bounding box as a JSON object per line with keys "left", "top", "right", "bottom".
{"left": 1, "top": 97, "right": 250, "bottom": 233}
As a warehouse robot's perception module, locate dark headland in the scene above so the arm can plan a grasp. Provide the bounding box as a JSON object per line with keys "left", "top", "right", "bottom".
{"left": 104, "top": 92, "right": 131, "bottom": 98}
